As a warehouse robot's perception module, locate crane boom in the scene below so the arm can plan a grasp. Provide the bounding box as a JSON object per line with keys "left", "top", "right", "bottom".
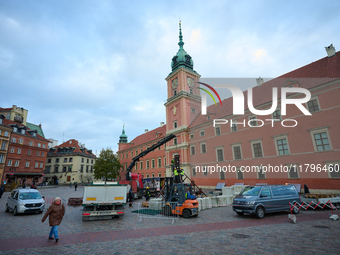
{"left": 125, "top": 133, "right": 176, "bottom": 180}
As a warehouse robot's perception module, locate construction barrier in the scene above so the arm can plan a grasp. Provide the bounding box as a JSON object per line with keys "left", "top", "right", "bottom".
{"left": 289, "top": 200, "right": 337, "bottom": 213}
{"left": 136, "top": 201, "right": 179, "bottom": 224}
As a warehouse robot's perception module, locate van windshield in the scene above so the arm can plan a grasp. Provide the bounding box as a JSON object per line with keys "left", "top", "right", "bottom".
{"left": 19, "top": 192, "right": 42, "bottom": 200}
{"left": 240, "top": 186, "right": 262, "bottom": 196}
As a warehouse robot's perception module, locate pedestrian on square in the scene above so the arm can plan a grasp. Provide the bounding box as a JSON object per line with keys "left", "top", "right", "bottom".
{"left": 0, "top": 184, "right": 5, "bottom": 198}
{"left": 75, "top": 182, "right": 78, "bottom": 191}
{"left": 41, "top": 197, "right": 65, "bottom": 243}
{"left": 145, "top": 187, "right": 151, "bottom": 201}
{"left": 128, "top": 188, "right": 134, "bottom": 207}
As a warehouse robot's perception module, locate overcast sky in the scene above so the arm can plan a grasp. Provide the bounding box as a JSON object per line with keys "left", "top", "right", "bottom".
{"left": 1, "top": 0, "right": 339, "bottom": 154}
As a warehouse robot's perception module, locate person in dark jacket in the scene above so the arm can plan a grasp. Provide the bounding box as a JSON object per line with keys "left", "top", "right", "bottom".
{"left": 0, "top": 184, "right": 5, "bottom": 198}
{"left": 74, "top": 182, "right": 78, "bottom": 191}
{"left": 128, "top": 188, "right": 134, "bottom": 207}
{"left": 145, "top": 187, "right": 151, "bottom": 201}
{"left": 41, "top": 197, "right": 65, "bottom": 243}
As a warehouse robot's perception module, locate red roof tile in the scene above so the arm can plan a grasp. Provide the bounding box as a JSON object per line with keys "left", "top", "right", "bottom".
{"left": 54, "top": 139, "right": 95, "bottom": 156}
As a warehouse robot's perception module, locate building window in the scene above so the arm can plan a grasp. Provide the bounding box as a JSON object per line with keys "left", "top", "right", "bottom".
{"left": 27, "top": 150, "right": 31, "bottom": 155}
{"left": 190, "top": 145, "right": 196, "bottom": 155}
{"left": 12, "top": 137, "right": 17, "bottom": 143}
{"left": 40, "top": 163, "right": 43, "bottom": 168}
{"left": 63, "top": 158, "right": 67, "bottom": 163}
{"left": 215, "top": 126, "right": 221, "bottom": 136}
{"left": 80, "top": 165, "right": 84, "bottom": 172}
{"left": 10, "top": 147, "right": 15, "bottom": 153}
{"left": 201, "top": 143, "right": 207, "bottom": 154}
{"left": 174, "top": 138, "right": 177, "bottom": 145}
{"left": 152, "top": 159, "right": 155, "bottom": 168}
{"left": 174, "top": 121, "right": 178, "bottom": 129}
{"left": 42, "top": 144, "right": 46, "bottom": 148}
{"left": 231, "top": 120, "right": 237, "bottom": 132}
{"left": 158, "top": 158, "right": 161, "bottom": 168}
{"left": 251, "top": 141, "right": 263, "bottom": 158}
{"left": 249, "top": 116, "right": 257, "bottom": 126}
{"left": 7, "top": 160, "right": 12, "bottom": 166}
{"left": 140, "top": 161, "right": 143, "bottom": 169}
{"left": 19, "top": 139, "right": 23, "bottom": 144}
{"left": 55, "top": 158, "right": 59, "bottom": 163}
{"left": 81, "top": 158, "right": 84, "bottom": 163}
{"left": 236, "top": 167, "right": 244, "bottom": 179}
{"left": 91, "top": 166, "right": 93, "bottom": 173}
{"left": 327, "top": 162, "right": 340, "bottom": 179}
{"left": 219, "top": 170, "right": 225, "bottom": 180}
{"left": 272, "top": 109, "right": 281, "bottom": 121}
{"left": 164, "top": 157, "right": 166, "bottom": 166}
{"left": 152, "top": 173, "right": 155, "bottom": 178}
{"left": 35, "top": 162, "right": 39, "bottom": 168}
{"left": 216, "top": 148, "right": 224, "bottom": 162}
{"left": 47, "top": 158, "right": 51, "bottom": 163}
{"left": 86, "top": 165, "right": 89, "bottom": 172}
{"left": 38, "top": 143, "right": 41, "bottom": 148}
{"left": 146, "top": 160, "right": 149, "bottom": 169}
{"left": 314, "top": 132, "right": 331, "bottom": 151}
{"left": 257, "top": 166, "right": 266, "bottom": 179}
{"left": 173, "top": 89, "right": 177, "bottom": 96}
{"left": 192, "top": 167, "right": 196, "bottom": 176}
{"left": 69, "top": 158, "right": 73, "bottom": 162}
{"left": 1, "top": 142, "right": 7, "bottom": 150}
{"left": 91, "top": 159, "right": 93, "bottom": 164}
{"left": 63, "top": 166, "right": 67, "bottom": 172}
{"left": 158, "top": 173, "right": 161, "bottom": 177}
{"left": 232, "top": 145, "right": 242, "bottom": 160}
{"left": 190, "top": 133, "right": 194, "bottom": 139}
{"left": 17, "top": 148, "right": 21, "bottom": 154}
{"left": 287, "top": 164, "right": 299, "bottom": 179}
{"left": 87, "top": 159, "right": 89, "bottom": 163}
{"left": 29, "top": 141, "right": 33, "bottom": 146}
{"left": 307, "top": 98, "right": 320, "bottom": 113}
{"left": 25, "top": 161, "right": 30, "bottom": 167}
{"left": 0, "top": 155, "right": 4, "bottom": 163}
{"left": 4, "top": 131, "right": 9, "bottom": 137}
{"left": 200, "top": 130, "right": 205, "bottom": 136}
{"left": 203, "top": 166, "right": 208, "bottom": 176}
{"left": 54, "top": 166, "right": 58, "bottom": 173}
{"left": 37, "top": 151, "right": 40, "bottom": 156}
{"left": 276, "top": 138, "right": 290, "bottom": 155}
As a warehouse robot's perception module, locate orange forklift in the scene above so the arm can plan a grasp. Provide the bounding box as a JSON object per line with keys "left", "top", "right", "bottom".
{"left": 162, "top": 155, "right": 199, "bottom": 218}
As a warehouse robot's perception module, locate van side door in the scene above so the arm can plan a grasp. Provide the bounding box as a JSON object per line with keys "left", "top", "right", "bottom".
{"left": 259, "top": 187, "right": 273, "bottom": 212}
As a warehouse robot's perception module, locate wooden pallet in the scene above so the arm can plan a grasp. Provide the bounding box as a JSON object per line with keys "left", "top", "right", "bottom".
{"left": 142, "top": 201, "right": 149, "bottom": 207}
{"left": 68, "top": 197, "right": 83, "bottom": 206}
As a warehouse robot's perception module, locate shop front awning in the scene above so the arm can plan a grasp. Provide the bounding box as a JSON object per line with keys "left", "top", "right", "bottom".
{"left": 5, "top": 173, "right": 44, "bottom": 177}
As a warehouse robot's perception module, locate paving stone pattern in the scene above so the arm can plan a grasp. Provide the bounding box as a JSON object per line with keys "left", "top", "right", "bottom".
{"left": 0, "top": 186, "right": 339, "bottom": 254}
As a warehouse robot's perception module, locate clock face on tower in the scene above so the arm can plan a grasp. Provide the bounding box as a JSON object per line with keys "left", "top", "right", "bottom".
{"left": 187, "top": 77, "right": 194, "bottom": 88}
{"left": 172, "top": 78, "right": 178, "bottom": 89}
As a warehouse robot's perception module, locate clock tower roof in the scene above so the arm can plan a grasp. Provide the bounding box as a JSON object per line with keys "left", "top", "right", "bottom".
{"left": 119, "top": 126, "right": 128, "bottom": 144}
{"left": 171, "top": 22, "right": 195, "bottom": 73}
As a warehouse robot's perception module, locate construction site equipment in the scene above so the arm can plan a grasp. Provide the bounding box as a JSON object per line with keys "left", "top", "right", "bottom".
{"left": 82, "top": 184, "right": 128, "bottom": 221}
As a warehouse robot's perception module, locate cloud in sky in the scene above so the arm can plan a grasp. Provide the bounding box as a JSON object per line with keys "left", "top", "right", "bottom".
{"left": 1, "top": 0, "right": 340, "bottom": 154}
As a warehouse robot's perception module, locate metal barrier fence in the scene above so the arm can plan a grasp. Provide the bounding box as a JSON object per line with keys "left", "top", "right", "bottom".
{"left": 137, "top": 201, "right": 179, "bottom": 224}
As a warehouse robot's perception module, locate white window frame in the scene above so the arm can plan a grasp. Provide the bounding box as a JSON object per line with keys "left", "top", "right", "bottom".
{"left": 257, "top": 165, "right": 266, "bottom": 180}
{"left": 286, "top": 163, "right": 300, "bottom": 179}
{"left": 309, "top": 127, "right": 333, "bottom": 152}
{"left": 248, "top": 115, "right": 258, "bottom": 127}
{"left": 236, "top": 167, "right": 244, "bottom": 180}
{"left": 25, "top": 161, "right": 30, "bottom": 167}
{"left": 215, "top": 125, "right": 221, "bottom": 136}
{"left": 215, "top": 146, "right": 224, "bottom": 162}
{"left": 158, "top": 157, "right": 162, "bottom": 168}
{"left": 15, "top": 160, "right": 19, "bottom": 167}
{"left": 7, "top": 160, "right": 12, "bottom": 166}
{"left": 326, "top": 161, "right": 340, "bottom": 179}
{"left": 200, "top": 142, "right": 207, "bottom": 154}
{"left": 271, "top": 109, "right": 282, "bottom": 121}
{"left": 250, "top": 139, "right": 264, "bottom": 158}
{"left": 190, "top": 145, "right": 196, "bottom": 155}
{"left": 231, "top": 143, "right": 242, "bottom": 160}
{"left": 273, "top": 134, "right": 290, "bottom": 156}
{"left": 306, "top": 96, "right": 321, "bottom": 113}
{"left": 17, "top": 148, "right": 21, "bottom": 154}
{"left": 10, "top": 147, "right": 15, "bottom": 153}
{"left": 200, "top": 130, "right": 205, "bottom": 136}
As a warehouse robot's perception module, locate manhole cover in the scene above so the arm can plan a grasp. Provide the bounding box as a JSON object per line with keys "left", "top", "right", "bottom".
{"left": 232, "top": 234, "right": 250, "bottom": 239}
{"left": 312, "top": 225, "right": 330, "bottom": 229}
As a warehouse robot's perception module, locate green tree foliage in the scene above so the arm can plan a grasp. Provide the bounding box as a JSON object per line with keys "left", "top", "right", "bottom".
{"left": 93, "top": 148, "right": 122, "bottom": 181}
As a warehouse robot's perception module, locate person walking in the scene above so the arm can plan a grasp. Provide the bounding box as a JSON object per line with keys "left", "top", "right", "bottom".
{"left": 74, "top": 182, "right": 78, "bottom": 191}
{"left": 128, "top": 188, "right": 134, "bottom": 207}
{"left": 145, "top": 187, "right": 151, "bottom": 201}
{"left": 41, "top": 197, "right": 65, "bottom": 243}
{"left": 0, "top": 184, "right": 5, "bottom": 199}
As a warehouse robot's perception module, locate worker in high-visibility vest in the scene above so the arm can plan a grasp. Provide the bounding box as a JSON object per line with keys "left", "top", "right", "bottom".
{"left": 145, "top": 187, "right": 151, "bottom": 201}
{"left": 179, "top": 168, "right": 184, "bottom": 183}
{"left": 174, "top": 169, "right": 179, "bottom": 183}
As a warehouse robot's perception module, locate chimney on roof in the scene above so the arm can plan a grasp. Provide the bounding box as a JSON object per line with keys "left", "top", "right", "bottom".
{"left": 145, "top": 129, "right": 149, "bottom": 133}
{"left": 325, "top": 44, "right": 336, "bottom": 57}
{"left": 256, "top": 77, "right": 264, "bottom": 87}
{"left": 160, "top": 122, "right": 165, "bottom": 127}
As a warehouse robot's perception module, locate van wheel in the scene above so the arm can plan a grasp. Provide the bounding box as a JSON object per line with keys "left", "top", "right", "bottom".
{"left": 182, "top": 209, "right": 191, "bottom": 218}
{"left": 256, "top": 206, "right": 265, "bottom": 219}
{"left": 5, "top": 204, "right": 9, "bottom": 212}
{"left": 236, "top": 211, "right": 244, "bottom": 216}
{"left": 13, "top": 207, "right": 18, "bottom": 216}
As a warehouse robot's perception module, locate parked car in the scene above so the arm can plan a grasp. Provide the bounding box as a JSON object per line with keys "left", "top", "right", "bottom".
{"left": 5, "top": 188, "right": 45, "bottom": 216}
{"left": 232, "top": 185, "right": 301, "bottom": 219}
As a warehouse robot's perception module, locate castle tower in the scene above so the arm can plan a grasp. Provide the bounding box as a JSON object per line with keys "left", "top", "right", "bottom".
{"left": 164, "top": 22, "right": 201, "bottom": 178}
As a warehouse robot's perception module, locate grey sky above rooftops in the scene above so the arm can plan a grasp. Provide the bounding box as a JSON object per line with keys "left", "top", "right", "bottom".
{"left": 1, "top": 0, "right": 339, "bottom": 154}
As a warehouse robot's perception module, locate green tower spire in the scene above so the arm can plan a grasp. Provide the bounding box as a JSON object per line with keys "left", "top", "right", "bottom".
{"left": 119, "top": 125, "right": 128, "bottom": 143}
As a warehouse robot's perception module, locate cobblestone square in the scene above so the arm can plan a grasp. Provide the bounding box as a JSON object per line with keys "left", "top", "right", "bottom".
{"left": 0, "top": 186, "right": 339, "bottom": 254}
